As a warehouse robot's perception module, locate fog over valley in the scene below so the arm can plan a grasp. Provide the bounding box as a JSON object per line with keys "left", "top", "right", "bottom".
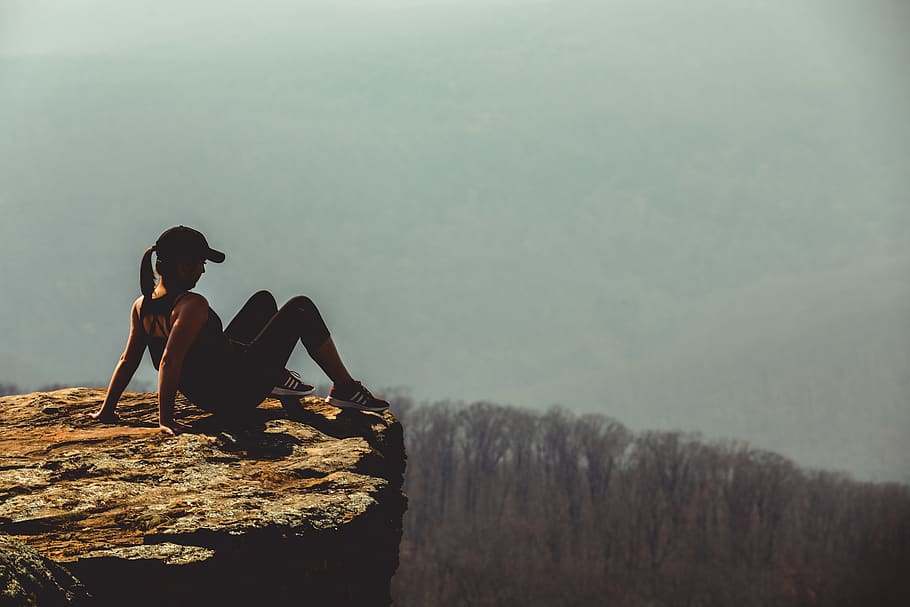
{"left": 1, "top": 0, "right": 908, "bottom": 481}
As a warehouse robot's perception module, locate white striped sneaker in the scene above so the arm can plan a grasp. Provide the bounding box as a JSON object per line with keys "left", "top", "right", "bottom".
{"left": 271, "top": 369, "right": 316, "bottom": 397}
{"left": 325, "top": 380, "right": 389, "bottom": 412}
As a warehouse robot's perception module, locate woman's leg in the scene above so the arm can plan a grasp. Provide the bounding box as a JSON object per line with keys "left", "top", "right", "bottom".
{"left": 239, "top": 296, "right": 353, "bottom": 397}
{"left": 308, "top": 337, "right": 354, "bottom": 386}
{"left": 236, "top": 295, "right": 387, "bottom": 412}
{"left": 224, "top": 291, "right": 278, "bottom": 344}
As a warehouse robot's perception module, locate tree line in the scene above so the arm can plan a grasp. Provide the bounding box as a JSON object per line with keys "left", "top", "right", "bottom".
{"left": 390, "top": 398, "right": 910, "bottom": 607}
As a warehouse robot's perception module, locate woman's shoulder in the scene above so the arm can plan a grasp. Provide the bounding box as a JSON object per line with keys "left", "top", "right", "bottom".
{"left": 173, "top": 291, "right": 210, "bottom": 313}
{"left": 130, "top": 295, "right": 144, "bottom": 315}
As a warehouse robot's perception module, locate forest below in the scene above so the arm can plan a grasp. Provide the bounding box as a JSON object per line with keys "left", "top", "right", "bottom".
{"left": 390, "top": 397, "right": 910, "bottom": 607}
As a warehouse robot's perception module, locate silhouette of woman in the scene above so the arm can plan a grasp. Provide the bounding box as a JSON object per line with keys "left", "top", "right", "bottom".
{"left": 90, "top": 226, "right": 388, "bottom": 435}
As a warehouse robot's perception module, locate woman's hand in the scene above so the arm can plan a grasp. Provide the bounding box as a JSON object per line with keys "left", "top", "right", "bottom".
{"left": 158, "top": 420, "right": 193, "bottom": 436}
{"left": 89, "top": 408, "right": 120, "bottom": 423}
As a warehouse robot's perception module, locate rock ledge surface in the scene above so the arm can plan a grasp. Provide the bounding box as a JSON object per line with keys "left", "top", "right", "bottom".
{"left": 0, "top": 388, "right": 406, "bottom": 606}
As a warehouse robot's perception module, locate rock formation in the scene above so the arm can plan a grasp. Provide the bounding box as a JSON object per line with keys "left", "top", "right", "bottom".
{"left": 0, "top": 535, "right": 90, "bottom": 607}
{"left": 0, "top": 388, "right": 406, "bottom": 606}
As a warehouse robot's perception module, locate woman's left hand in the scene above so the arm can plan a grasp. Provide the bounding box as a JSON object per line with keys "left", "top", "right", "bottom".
{"left": 158, "top": 420, "right": 193, "bottom": 436}
{"left": 89, "top": 408, "right": 120, "bottom": 423}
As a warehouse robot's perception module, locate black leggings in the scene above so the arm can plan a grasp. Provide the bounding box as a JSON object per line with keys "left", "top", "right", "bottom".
{"left": 222, "top": 290, "right": 331, "bottom": 408}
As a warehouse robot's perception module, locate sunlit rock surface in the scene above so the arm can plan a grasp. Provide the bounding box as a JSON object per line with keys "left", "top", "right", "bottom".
{"left": 0, "top": 388, "right": 406, "bottom": 606}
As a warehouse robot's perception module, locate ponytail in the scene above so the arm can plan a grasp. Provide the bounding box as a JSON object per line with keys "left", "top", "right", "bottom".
{"left": 140, "top": 246, "right": 156, "bottom": 296}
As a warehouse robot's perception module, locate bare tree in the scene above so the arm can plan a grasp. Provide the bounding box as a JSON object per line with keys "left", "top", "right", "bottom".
{"left": 394, "top": 399, "right": 910, "bottom": 607}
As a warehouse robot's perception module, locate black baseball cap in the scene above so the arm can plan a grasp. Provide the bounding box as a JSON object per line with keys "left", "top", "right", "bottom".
{"left": 154, "top": 226, "right": 225, "bottom": 263}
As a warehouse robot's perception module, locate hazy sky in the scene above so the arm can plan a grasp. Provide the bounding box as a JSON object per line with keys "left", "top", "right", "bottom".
{"left": 2, "top": 0, "right": 908, "bottom": 480}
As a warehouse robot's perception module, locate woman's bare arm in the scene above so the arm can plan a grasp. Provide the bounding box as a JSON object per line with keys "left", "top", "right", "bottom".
{"left": 91, "top": 298, "right": 147, "bottom": 421}
{"left": 157, "top": 294, "right": 208, "bottom": 435}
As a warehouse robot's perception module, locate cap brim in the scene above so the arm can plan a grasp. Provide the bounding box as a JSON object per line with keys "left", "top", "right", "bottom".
{"left": 206, "top": 248, "right": 226, "bottom": 263}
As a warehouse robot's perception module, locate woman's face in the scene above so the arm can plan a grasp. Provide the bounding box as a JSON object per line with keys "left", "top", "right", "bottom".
{"left": 175, "top": 258, "right": 206, "bottom": 288}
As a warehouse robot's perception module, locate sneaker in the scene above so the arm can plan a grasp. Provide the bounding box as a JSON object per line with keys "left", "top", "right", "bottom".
{"left": 271, "top": 369, "right": 316, "bottom": 397}
{"left": 325, "top": 380, "right": 389, "bottom": 412}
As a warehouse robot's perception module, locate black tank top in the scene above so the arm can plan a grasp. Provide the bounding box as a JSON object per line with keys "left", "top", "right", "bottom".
{"left": 140, "top": 292, "right": 238, "bottom": 408}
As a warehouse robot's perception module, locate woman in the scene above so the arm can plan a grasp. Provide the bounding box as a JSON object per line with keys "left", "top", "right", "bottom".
{"left": 90, "top": 226, "right": 389, "bottom": 435}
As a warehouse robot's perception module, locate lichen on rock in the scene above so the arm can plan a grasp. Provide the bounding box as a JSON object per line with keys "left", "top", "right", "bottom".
{"left": 0, "top": 535, "right": 90, "bottom": 607}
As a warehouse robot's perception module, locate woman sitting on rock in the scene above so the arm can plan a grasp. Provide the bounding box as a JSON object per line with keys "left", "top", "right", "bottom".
{"left": 91, "top": 225, "right": 389, "bottom": 435}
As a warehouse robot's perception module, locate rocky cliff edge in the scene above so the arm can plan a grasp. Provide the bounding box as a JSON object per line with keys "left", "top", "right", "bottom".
{"left": 0, "top": 388, "right": 406, "bottom": 606}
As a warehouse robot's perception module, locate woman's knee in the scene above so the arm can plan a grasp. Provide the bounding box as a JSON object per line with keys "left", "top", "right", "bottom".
{"left": 277, "top": 295, "right": 331, "bottom": 353}
{"left": 250, "top": 290, "right": 277, "bottom": 307}
{"left": 285, "top": 295, "right": 317, "bottom": 313}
